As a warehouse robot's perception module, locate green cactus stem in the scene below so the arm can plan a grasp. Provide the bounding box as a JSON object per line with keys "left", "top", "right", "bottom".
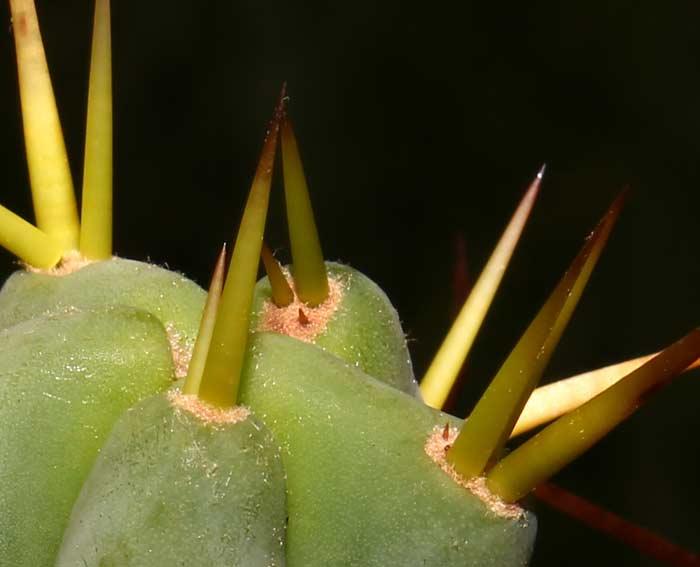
{"left": 59, "top": 95, "right": 290, "bottom": 565}
{"left": 253, "top": 260, "right": 420, "bottom": 395}
{"left": 56, "top": 393, "right": 287, "bottom": 566}
{"left": 0, "top": 258, "right": 205, "bottom": 349}
{"left": 239, "top": 332, "right": 537, "bottom": 566}
{"left": 0, "top": 306, "right": 176, "bottom": 565}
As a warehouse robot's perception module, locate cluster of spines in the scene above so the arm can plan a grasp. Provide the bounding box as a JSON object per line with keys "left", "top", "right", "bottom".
{"left": 181, "top": 85, "right": 337, "bottom": 409}
{"left": 422, "top": 181, "right": 700, "bottom": 503}
{"left": 5, "top": 0, "right": 700, "bottom": 549}
{"left": 186, "top": 87, "right": 700, "bottom": 514}
{"left": 258, "top": 131, "right": 700, "bottom": 533}
{"left": 5, "top": 0, "right": 112, "bottom": 268}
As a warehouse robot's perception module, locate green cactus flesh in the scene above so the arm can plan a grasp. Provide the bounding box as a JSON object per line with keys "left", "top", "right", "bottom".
{"left": 56, "top": 392, "right": 287, "bottom": 567}
{"left": 252, "top": 262, "right": 419, "bottom": 396}
{"left": 0, "top": 258, "right": 205, "bottom": 341}
{"left": 1, "top": 259, "right": 534, "bottom": 566}
{"left": 239, "top": 332, "right": 536, "bottom": 566}
{"left": 0, "top": 304, "right": 176, "bottom": 565}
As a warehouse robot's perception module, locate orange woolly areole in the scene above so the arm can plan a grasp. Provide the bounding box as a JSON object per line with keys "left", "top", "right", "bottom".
{"left": 258, "top": 271, "right": 344, "bottom": 342}
{"left": 425, "top": 425, "right": 525, "bottom": 520}
{"left": 168, "top": 390, "right": 250, "bottom": 425}
{"left": 165, "top": 323, "right": 193, "bottom": 379}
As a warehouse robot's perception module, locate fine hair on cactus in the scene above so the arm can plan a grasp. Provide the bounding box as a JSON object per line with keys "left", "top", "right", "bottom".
{"left": 1, "top": 2, "right": 699, "bottom": 567}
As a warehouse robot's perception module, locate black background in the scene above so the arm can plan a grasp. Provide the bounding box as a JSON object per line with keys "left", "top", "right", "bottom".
{"left": 1, "top": 2, "right": 699, "bottom": 565}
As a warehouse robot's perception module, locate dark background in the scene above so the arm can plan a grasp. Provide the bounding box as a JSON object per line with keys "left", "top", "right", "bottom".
{"left": 1, "top": 1, "right": 699, "bottom": 565}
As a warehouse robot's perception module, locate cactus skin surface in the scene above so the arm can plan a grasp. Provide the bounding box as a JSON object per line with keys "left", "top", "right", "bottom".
{"left": 0, "top": 305, "right": 176, "bottom": 566}
{"left": 56, "top": 392, "right": 287, "bottom": 567}
{"left": 253, "top": 262, "right": 420, "bottom": 397}
{"left": 0, "top": 258, "right": 206, "bottom": 339}
{"left": 239, "top": 332, "right": 536, "bottom": 566}
{"left": 0, "top": 255, "right": 537, "bottom": 566}
{"left": 0, "top": 258, "right": 206, "bottom": 565}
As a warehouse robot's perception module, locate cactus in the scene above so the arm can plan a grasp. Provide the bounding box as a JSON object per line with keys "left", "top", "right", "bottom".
{"left": 1, "top": 1, "right": 698, "bottom": 566}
